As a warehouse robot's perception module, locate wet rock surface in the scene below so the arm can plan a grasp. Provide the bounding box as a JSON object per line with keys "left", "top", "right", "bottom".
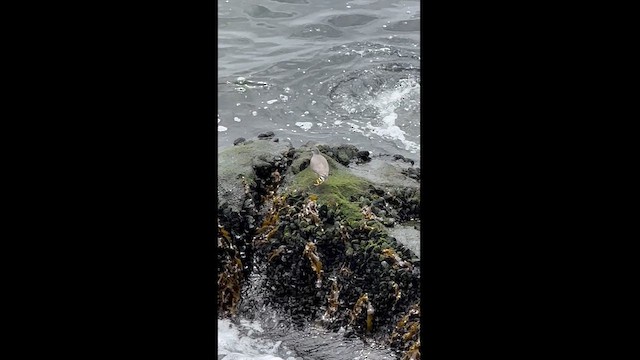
{"left": 218, "top": 135, "right": 421, "bottom": 358}
{"left": 348, "top": 156, "right": 420, "bottom": 190}
{"left": 257, "top": 131, "right": 276, "bottom": 140}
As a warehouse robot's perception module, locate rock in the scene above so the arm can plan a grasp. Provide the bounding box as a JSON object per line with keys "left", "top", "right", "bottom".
{"left": 257, "top": 131, "right": 275, "bottom": 139}
{"left": 388, "top": 224, "right": 420, "bottom": 258}
{"left": 356, "top": 150, "right": 370, "bottom": 162}
{"left": 218, "top": 139, "right": 291, "bottom": 214}
{"left": 349, "top": 158, "right": 420, "bottom": 188}
{"left": 402, "top": 167, "right": 420, "bottom": 181}
{"left": 233, "top": 137, "right": 246, "bottom": 146}
{"left": 218, "top": 140, "right": 422, "bottom": 352}
{"left": 391, "top": 153, "right": 415, "bottom": 166}
{"left": 335, "top": 144, "right": 359, "bottom": 165}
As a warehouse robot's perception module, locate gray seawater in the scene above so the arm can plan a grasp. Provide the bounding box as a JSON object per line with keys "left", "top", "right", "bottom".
{"left": 218, "top": 0, "right": 420, "bottom": 165}
{"left": 218, "top": 1, "right": 420, "bottom": 358}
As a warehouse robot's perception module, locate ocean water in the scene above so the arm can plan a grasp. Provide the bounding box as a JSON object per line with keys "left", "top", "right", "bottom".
{"left": 218, "top": 319, "right": 289, "bottom": 360}
{"left": 218, "top": 0, "right": 420, "bottom": 165}
{"left": 218, "top": 318, "right": 398, "bottom": 360}
{"left": 218, "top": 0, "right": 420, "bottom": 358}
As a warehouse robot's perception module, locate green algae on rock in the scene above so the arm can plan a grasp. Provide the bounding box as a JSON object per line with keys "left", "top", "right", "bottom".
{"left": 281, "top": 147, "right": 374, "bottom": 223}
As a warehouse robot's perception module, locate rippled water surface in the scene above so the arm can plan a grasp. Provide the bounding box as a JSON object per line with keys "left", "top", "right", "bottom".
{"left": 218, "top": 0, "right": 420, "bottom": 165}
{"left": 218, "top": 1, "right": 420, "bottom": 358}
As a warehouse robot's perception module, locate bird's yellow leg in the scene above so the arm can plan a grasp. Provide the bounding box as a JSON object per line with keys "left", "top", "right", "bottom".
{"left": 314, "top": 177, "right": 324, "bottom": 186}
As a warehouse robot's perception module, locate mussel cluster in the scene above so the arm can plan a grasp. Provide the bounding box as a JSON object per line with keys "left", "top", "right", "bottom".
{"left": 217, "top": 140, "right": 421, "bottom": 358}
{"left": 316, "top": 144, "right": 370, "bottom": 166}
{"left": 251, "top": 187, "right": 420, "bottom": 351}
{"left": 354, "top": 185, "right": 421, "bottom": 225}
{"left": 217, "top": 150, "right": 291, "bottom": 315}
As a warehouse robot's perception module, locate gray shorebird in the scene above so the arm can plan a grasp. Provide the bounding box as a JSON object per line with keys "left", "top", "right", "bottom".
{"left": 310, "top": 147, "right": 329, "bottom": 186}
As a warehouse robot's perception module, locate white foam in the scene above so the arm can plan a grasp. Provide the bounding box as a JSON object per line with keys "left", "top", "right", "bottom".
{"left": 234, "top": 117, "right": 242, "bottom": 122}
{"left": 240, "top": 319, "right": 264, "bottom": 333}
{"left": 221, "top": 355, "right": 284, "bottom": 360}
{"left": 364, "top": 77, "right": 420, "bottom": 152}
{"left": 218, "top": 125, "right": 228, "bottom": 132}
{"left": 295, "top": 122, "right": 313, "bottom": 131}
{"left": 218, "top": 319, "right": 286, "bottom": 360}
